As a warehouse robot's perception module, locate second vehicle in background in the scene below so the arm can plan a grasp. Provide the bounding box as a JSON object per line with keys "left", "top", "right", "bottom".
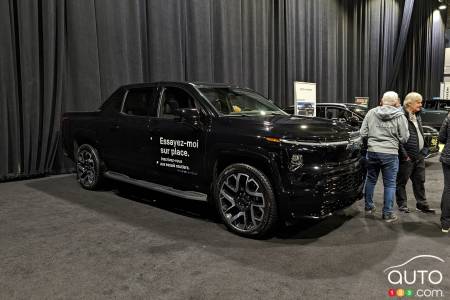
{"left": 283, "top": 103, "right": 440, "bottom": 159}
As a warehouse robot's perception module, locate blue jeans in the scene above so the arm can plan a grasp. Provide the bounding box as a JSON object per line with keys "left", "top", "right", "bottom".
{"left": 441, "top": 163, "right": 450, "bottom": 229}
{"left": 364, "top": 152, "right": 399, "bottom": 216}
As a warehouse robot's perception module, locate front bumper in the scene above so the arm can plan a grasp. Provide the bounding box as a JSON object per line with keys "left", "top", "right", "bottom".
{"left": 283, "top": 159, "right": 364, "bottom": 220}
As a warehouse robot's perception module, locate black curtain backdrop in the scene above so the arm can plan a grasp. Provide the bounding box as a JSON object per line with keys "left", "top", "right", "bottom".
{"left": 0, "top": 0, "right": 446, "bottom": 181}
{"left": 395, "top": 0, "right": 445, "bottom": 97}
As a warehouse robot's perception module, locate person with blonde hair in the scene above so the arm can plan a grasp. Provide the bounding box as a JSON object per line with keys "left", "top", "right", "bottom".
{"left": 396, "top": 92, "right": 435, "bottom": 214}
{"left": 360, "top": 91, "right": 409, "bottom": 222}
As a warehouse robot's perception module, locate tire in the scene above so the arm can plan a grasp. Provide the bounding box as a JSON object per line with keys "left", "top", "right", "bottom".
{"left": 214, "top": 163, "right": 278, "bottom": 238}
{"left": 76, "top": 144, "right": 104, "bottom": 190}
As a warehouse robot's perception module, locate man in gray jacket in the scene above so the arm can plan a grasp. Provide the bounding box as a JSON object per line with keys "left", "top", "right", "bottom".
{"left": 360, "top": 91, "right": 409, "bottom": 222}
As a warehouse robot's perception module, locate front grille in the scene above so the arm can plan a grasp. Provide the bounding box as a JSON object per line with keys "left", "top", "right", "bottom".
{"left": 318, "top": 168, "right": 364, "bottom": 198}
{"left": 309, "top": 168, "right": 364, "bottom": 217}
{"left": 324, "top": 144, "right": 362, "bottom": 164}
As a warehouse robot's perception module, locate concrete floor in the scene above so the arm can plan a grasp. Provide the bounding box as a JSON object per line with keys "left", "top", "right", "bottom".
{"left": 0, "top": 156, "right": 449, "bottom": 299}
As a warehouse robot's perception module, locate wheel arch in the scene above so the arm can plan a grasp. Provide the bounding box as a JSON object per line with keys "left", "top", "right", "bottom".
{"left": 211, "top": 150, "right": 283, "bottom": 196}
{"left": 73, "top": 130, "right": 99, "bottom": 156}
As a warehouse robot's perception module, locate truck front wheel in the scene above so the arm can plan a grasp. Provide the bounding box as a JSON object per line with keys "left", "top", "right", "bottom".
{"left": 214, "top": 163, "right": 278, "bottom": 238}
{"left": 76, "top": 144, "right": 104, "bottom": 190}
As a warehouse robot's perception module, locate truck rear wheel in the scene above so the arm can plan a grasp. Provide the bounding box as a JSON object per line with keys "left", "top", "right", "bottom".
{"left": 76, "top": 144, "right": 104, "bottom": 190}
{"left": 214, "top": 163, "right": 278, "bottom": 238}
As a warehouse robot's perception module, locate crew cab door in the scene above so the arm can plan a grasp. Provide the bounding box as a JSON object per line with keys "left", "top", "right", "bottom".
{"left": 149, "top": 85, "right": 206, "bottom": 191}
{"left": 107, "top": 87, "right": 159, "bottom": 179}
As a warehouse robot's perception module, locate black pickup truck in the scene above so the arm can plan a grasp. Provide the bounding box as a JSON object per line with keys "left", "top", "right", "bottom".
{"left": 62, "top": 82, "right": 364, "bottom": 238}
{"left": 422, "top": 99, "right": 450, "bottom": 130}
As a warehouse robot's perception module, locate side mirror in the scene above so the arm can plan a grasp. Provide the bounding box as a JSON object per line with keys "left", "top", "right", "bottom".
{"left": 176, "top": 108, "right": 200, "bottom": 126}
{"left": 349, "top": 116, "right": 360, "bottom": 126}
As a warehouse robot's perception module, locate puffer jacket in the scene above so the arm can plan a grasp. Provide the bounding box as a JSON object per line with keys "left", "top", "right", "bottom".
{"left": 399, "top": 109, "right": 428, "bottom": 161}
{"left": 439, "top": 114, "right": 450, "bottom": 165}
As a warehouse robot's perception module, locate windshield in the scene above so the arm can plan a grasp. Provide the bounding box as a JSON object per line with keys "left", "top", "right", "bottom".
{"left": 198, "top": 87, "right": 287, "bottom": 116}
{"left": 423, "top": 99, "right": 450, "bottom": 111}
{"left": 347, "top": 105, "right": 368, "bottom": 117}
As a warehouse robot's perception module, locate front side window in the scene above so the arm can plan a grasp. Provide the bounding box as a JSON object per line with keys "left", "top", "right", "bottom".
{"left": 159, "top": 87, "right": 197, "bottom": 119}
{"left": 198, "top": 87, "right": 286, "bottom": 116}
{"left": 122, "top": 88, "right": 157, "bottom": 117}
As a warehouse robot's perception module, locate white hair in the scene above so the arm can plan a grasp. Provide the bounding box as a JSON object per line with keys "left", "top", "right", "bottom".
{"left": 381, "top": 91, "right": 399, "bottom": 106}
{"left": 403, "top": 92, "right": 422, "bottom": 108}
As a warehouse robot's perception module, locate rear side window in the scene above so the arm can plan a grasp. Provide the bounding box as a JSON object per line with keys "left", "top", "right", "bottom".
{"left": 316, "top": 106, "right": 325, "bottom": 118}
{"left": 325, "top": 107, "right": 349, "bottom": 120}
{"left": 100, "top": 88, "right": 126, "bottom": 113}
{"left": 123, "top": 88, "right": 158, "bottom": 117}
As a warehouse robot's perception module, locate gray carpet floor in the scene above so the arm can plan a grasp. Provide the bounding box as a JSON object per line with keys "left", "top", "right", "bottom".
{"left": 1, "top": 156, "right": 449, "bottom": 299}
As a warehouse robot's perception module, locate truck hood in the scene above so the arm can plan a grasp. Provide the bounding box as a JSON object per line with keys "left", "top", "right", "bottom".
{"left": 269, "top": 115, "right": 356, "bottom": 141}
{"left": 223, "top": 114, "right": 357, "bottom": 141}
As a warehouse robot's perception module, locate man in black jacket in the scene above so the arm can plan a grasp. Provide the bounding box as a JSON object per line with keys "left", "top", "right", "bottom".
{"left": 396, "top": 92, "right": 435, "bottom": 213}
{"left": 438, "top": 114, "right": 450, "bottom": 232}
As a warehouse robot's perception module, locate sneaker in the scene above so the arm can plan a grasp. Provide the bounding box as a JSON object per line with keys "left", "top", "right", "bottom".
{"left": 416, "top": 205, "right": 436, "bottom": 214}
{"left": 442, "top": 228, "right": 449, "bottom": 233}
{"left": 365, "top": 206, "right": 376, "bottom": 214}
{"left": 383, "top": 213, "right": 398, "bottom": 223}
{"left": 399, "top": 206, "right": 411, "bottom": 213}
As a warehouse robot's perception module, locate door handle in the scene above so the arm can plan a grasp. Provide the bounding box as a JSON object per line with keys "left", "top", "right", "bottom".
{"left": 151, "top": 128, "right": 162, "bottom": 134}
{"left": 110, "top": 124, "right": 120, "bottom": 131}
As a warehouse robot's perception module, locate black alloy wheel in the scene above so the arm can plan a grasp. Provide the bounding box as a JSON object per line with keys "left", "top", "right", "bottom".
{"left": 215, "top": 163, "right": 277, "bottom": 238}
{"left": 76, "top": 144, "right": 103, "bottom": 190}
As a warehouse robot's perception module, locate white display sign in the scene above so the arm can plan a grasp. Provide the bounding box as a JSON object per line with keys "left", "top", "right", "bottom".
{"left": 354, "top": 97, "right": 369, "bottom": 107}
{"left": 293, "top": 81, "right": 316, "bottom": 117}
{"left": 444, "top": 82, "right": 450, "bottom": 100}
{"left": 444, "top": 48, "right": 450, "bottom": 75}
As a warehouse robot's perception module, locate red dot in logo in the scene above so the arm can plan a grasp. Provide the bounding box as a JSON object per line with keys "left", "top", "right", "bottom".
{"left": 388, "top": 289, "right": 396, "bottom": 297}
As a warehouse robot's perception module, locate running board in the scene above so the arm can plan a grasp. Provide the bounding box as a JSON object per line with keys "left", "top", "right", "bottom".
{"left": 104, "top": 171, "right": 208, "bottom": 202}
